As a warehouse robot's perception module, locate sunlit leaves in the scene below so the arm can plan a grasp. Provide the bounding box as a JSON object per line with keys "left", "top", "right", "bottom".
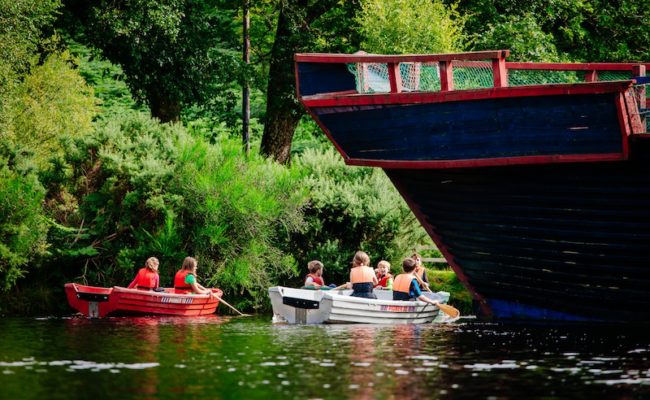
{"left": 357, "top": 0, "right": 465, "bottom": 54}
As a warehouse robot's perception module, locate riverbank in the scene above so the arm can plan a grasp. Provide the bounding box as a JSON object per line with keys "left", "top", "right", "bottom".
{"left": 427, "top": 269, "right": 473, "bottom": 315}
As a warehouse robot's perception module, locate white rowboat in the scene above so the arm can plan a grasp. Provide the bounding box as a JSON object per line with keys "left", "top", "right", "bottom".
{"left": 268, "top": 286, "right": 450, "bottom": 324}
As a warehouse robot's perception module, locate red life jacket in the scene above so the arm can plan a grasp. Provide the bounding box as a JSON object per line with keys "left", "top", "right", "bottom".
{"left": 350, "top": 266, "right": 375, "bottom": 284}
{"left": 375, "top": 273, "right": 392, "bottom": 288}
{"left": 305, "top": 273, "right": 324, "bottom": 286}
{"left": 393, "top": 274, "right": 415, "bottom": 294}
{"left": 174, "top": 270, "right": 193, "bottom": 294}
{"left": 135, "top": 268, "right": 158, "bottom": 290}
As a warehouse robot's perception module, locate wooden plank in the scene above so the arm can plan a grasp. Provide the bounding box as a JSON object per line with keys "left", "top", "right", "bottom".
{"left": 295, "top": 50, "right": 510, "bottom": 64}
{"left": 506, "top": 62, "right": 649, "bottom": 71}
{"left": 492, "top": 57, "right": 508, "bottom": 88}
{"left": 439, "top": 61, "right": 454, "bottom": 91}
{"left": 387, "top": 62, "right": 402, "bottom": 93}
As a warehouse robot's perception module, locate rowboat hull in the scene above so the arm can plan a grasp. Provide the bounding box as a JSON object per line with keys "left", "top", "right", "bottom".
{"left": 268, "top": 286, "right": 450, "bottom": 324}
{"left": 64, "top": 283, "right": 222, "bottom": 318}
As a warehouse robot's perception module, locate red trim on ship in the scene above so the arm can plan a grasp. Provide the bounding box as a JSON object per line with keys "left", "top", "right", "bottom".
{"left": 301, "top": 81, "right": 633, "bottom": 108}
{"left": 345, "top": 153, "right": 626, "bottom": 170}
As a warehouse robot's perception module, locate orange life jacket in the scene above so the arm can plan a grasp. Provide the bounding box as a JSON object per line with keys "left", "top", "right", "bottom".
{"left": 393, "top": 273, "right": 415, "bottom": 294}
{"left": 415, "top": 266, "right": 426, "bottom": 281}
{"left": 305, "top": 273, "right": 324, "bottom": 286}
{"left": 350, "top": 266, "right": 375, "bottom": 284}
{"left": 174, "top": 270, "right": 193, "bottom": 294}
{"left": 135, "top": 268, "right": 158, "bottom": 290}
{"left": 375, "top": 273, "right": 392, "bottom": 288}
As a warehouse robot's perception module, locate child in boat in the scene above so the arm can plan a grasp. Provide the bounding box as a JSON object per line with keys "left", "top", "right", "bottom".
{"left": 174, "top": 256, "right": 214, "bottom": 295}
{"left": 393, "top": 258, "right": 439, "bottom": 305}
{"left": 346, "top": 251, "right": 378, "bottom": 299}
{"left": 127, "top": 257, "right": 160, "bottom": 291}
{"left": 304, "top": 260, "right": 325, "bottom": 289}
{"left": 412, "top": 252, "right": 430, "bottom": 290}
{"left": 374, "top": 260, "right": 393, "bottom": 290}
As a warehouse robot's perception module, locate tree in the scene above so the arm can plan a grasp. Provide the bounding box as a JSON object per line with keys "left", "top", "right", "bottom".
{"left": 63, "top": 0, "right": 241, "bottom": 122}
{"left": 452, "top": 0, "right": 649, "bottom": 62}
{"left": 0, "top": 0, "right": 61, "bottom": 124}
{"left": 260, "top": 0, "right": 359, "bottom": 164}
{"left": 357, "top": 0, "right": 464, "bottom": 54}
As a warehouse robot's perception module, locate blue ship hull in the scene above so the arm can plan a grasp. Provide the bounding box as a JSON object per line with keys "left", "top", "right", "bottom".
{"left": 296, "top": 51, "right": 649, "bottom": 321}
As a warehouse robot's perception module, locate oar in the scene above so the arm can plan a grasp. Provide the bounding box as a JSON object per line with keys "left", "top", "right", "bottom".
{"left": 210, "top": 291, "right": 250, "bottom": 316}
{"left": 412, "top": 273, "right": 460, "bottom": 318}
{"left": 332, "top": 283, "right": 350, "bottom": 291}
{"left": 435, "top": 302, "right": 460, "bottom": 319}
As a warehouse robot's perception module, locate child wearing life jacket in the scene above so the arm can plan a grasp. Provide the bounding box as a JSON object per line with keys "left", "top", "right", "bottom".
{"left": 127, "top": 257, "right": 160, "bottom": 290}
{"left": 346, "top": 251, "right": 378, "bottom": 299}
{"left": 304, "top": 260, "right": 325, "bottom": 289}
{"left": 393, "top": 258, "right": 439, "bottom": 306}
{"left": 411, "top": 252, "right": 430, "bottom": 291}
{"left": 174, "top": 257, "right": 214, "bottom": 295}
{"left": 374, "top": 260, "right": 393, "bottom": 290}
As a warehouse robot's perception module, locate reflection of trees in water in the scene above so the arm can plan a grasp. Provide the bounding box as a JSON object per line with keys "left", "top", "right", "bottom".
{"left": 266, "top": 324, "right": 451, "bottom": 399}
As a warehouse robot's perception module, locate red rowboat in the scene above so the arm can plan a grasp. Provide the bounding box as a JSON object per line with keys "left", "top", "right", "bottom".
{"left": 64, "top": 283, "right": 222, "bottom": 318}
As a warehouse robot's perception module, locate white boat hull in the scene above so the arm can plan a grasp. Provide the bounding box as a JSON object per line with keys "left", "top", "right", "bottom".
{"left": 268, "top": 286, "right": 450, "bottom": 324}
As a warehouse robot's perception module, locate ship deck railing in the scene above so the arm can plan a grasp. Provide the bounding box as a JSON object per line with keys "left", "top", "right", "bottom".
{"left": 295, "top": 50, "right": 649, "bottom": 132}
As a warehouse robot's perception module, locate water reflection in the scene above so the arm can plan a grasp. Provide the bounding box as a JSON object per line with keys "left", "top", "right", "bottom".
{"left": 0, "top": 317, "right": 648, "bottom": 399}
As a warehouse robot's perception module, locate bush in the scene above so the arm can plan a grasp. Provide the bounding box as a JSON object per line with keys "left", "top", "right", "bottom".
{"left": 0, "top": 147, "right": 48, "bottom": 290}
{"left": 291, "top": 147, "right": 428, "bottom": 284}
{"left": 427, "top": 269, "right": 473, "bottom": 314}
{"left": 2, "top": 51, "right": 96, "bottom": 167}
{"left": 46, "top": 111, "right": 306, "bottom": 309}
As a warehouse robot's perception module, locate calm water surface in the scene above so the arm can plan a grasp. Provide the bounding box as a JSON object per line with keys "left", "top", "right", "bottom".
{"left": 0, "top": 316, "right": 648, "bottom": 399}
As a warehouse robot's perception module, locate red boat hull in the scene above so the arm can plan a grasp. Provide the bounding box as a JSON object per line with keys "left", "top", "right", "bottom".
{"left": 64, "top": 283, "right": 222, "bottom": 317}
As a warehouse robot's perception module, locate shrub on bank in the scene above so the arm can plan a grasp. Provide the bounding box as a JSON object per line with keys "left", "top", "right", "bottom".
{"left": 291, "top": 147, "right": 429, "bottom": 284}
{"left": 44, "top": 111, "right": 306, "bottom": 309}
{"left": 427, "top": 269, "right": 473, "bottom": 314}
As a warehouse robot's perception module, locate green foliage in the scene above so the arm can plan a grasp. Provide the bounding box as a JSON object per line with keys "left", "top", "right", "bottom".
{"left": 1, "top": 52, "right": 96, "bottom": 166}
{"left": 472, "top": 14, "right": 560, "bottom": 61}
{"left": 357, "top": 0, "right": 464, "bottom": 53}
{"left": 0, "top": 147, "right": 49, "bottom": 291}
{"left": 67, "top": 40, "right": 143, "bottom": 115}
{"left": 49, "top": 111, "right": 307, "bottom": 309}
{"left": 0, "top": 0, "right": 61, "bottom": 93}
{"left": 292, "top": 147, "right": 428, "bottom": 284}
{"left": 427, "top": 269, "right": 472, "bottom": 313}
{"left": 456, "top": 0, "right": 649, "bottom": 62}
{"left": 69, "top": 0, "right": 242, "bottom": 121}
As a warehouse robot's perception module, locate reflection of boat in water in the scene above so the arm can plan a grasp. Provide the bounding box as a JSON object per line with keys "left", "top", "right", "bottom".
{"left": 64, "top": 283, "right": 222, "bottom": 318}
{"left": 295, "top": 50, "right": 650, "bottom": 322}
{"left": 268, "top": 286, "right": 449, "bottom": 324}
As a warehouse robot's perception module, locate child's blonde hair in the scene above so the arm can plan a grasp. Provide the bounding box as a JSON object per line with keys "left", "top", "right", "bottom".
{"left": 307, "top": 260, "right": 323, "bottom": 274}
{"left": 377, "top": 260, "right": 390, "bottom": 271}
{"left": 145, "top": 257, "right": 159, "bottom": 271}
{"left": 182, "top": 256, "right": 197, "bottom": 271}
{"left": 352, "top": 251, "right": 370, "bottom": 268}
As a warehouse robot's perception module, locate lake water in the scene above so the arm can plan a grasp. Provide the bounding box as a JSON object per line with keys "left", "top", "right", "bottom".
{"left": 0, "top": 316, "right": 648, "bottom": 399}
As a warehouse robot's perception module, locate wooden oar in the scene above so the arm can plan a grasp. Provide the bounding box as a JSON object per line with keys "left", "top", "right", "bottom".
{"left": 435, "top": 302, "right": 460, "bottom": 319}
{"left": 210, "top": 291, "right": 250, "bottom": 316}
{"left": 332, "top": 283, "right": 350, "bottom": 291}
{"left": 412, "top": 273, "right": 460, "bottom": 319}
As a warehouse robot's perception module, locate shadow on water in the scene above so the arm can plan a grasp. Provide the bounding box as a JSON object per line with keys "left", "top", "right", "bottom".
{"left": 0, "top": 315, "right": 648, "bottom": 399}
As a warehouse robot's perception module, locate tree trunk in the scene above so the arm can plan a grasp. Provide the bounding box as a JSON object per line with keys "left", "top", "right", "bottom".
{"left": 260, "top": 5, "right": 304, "bottom": 164}
{"left": 149, "top": 92, "right": 181, "bottom": 123}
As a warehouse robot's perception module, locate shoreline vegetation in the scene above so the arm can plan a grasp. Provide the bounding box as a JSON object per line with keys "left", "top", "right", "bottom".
{"left": 1, "top": 1, "right": 647, "bottom": 316}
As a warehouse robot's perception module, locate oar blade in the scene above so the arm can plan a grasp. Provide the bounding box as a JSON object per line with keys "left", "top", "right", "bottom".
{"left": 437, "top": 303, "right": 460, "bottom": 318}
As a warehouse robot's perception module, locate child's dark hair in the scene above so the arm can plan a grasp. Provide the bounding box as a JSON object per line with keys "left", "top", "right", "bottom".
{"left": 402, "top": 258, "right": 417, "bottom": 273}
{"left": 308, "top": 260, "right": 323, "bottom": 274}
